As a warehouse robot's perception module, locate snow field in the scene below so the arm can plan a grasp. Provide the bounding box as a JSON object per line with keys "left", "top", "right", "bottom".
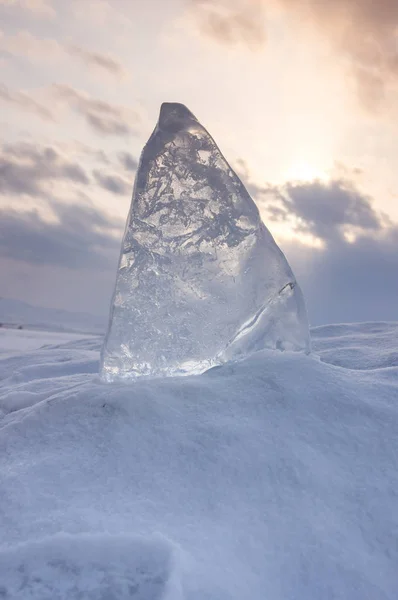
{"left": 0, "top": 324, "right": 397, "bottom": 599}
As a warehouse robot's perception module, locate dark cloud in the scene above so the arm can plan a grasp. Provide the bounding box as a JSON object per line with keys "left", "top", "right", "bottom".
{"left": 249, "top": 175, "right": 398, "bottom": 324}
{"left": 233, "top": 163, "right": 398, "bottom": 322}
{"left": 287, "top": 181, "right": 381, "bottom": 234}
{"left": 284, "top": 225, "right": 398, "bottom": 325}
{"left": 0, "top": 200, "right": 122, "bottom": 270}
{"left": 0, "top": 142, "right": 90, "bottom": 196}
{"left": 67, "top": 45, "right": 127, "bottom": 78}
{"left": 190, "top": 0, "right": 266, "bottom": 48}
{"left": 262, "top": 179, "right": 382, "bottom": 242}
{"left": 0, "top": 83, "right": 54, "bottom": 121}
{"left": 53, "top": 84, "right": 139, "bottom": 136}
{"left": 118, "top": 151, "right": 138, "bottom": 172}
{"left": 93, "top": 169, "right": 130, "bottom": 195}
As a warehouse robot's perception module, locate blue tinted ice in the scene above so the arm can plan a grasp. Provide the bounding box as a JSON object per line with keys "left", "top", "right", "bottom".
{"left": 101, "top": 103, "right": 310, "bottom": 381}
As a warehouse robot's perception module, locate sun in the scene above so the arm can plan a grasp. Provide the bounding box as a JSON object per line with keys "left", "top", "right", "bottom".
{"left": 284, "top": 159, "right": 330, "bottom": 183}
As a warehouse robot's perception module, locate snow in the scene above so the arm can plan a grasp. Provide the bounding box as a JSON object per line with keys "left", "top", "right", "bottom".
{"left": 0, "top": 533, "right": 182, "bottom": 600}
{"left": 0, "top": 297, "right": 106, "bottom": 335}
{"left": 102, "top": 102, "right": 309, "bottom": 382}
{"left": 0, "top": 326, "right": 97, "bottom": 358}
{"left": 311, "top": 321, "right": 398, "bottom": 370}
{"left": 1, "top": 324, "right": 398, "bottom": 598}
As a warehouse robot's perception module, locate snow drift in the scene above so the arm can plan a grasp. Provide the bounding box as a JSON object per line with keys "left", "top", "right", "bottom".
{"left": 0, "top": 323, "right": 397, "bottom": 598}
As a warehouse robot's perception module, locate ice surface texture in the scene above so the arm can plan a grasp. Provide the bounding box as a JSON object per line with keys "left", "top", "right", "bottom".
{"left": 101, "top": 103, "right": 310, "bottom": 381}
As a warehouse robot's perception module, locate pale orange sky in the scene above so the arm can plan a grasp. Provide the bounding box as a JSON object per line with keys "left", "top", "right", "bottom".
{"left": 1, "top": 0, "right": 397, "bottom": 218}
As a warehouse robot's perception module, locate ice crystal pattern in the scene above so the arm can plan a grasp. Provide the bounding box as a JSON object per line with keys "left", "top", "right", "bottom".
{"left": 101, "top": 103, "right": 310, "bottom": 381}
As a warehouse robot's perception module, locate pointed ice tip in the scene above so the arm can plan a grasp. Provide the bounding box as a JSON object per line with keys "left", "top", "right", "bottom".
{"left": 158, "top": 102, "right": 198, "bottom": 132}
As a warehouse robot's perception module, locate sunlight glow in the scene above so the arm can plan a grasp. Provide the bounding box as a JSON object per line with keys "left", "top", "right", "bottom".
{"left": 284, "top": 159, "right": 330, "bottom": 183}
{"left": 265, "top": 219, "right": 325, "bottom": 249}
{"left": 344, "top": 230, "right": 357, "bottom": 244}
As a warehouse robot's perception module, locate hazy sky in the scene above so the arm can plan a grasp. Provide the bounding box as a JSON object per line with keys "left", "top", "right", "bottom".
{"left": 1, "top": 0, "right": 398, "bottom": 325}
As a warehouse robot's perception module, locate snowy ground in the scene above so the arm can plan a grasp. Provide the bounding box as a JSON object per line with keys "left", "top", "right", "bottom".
{"left": 0, "top": 323, "right": 397, "bottom": 599}
{"left": 0, "top": 326, "right": 97, "bottom": 358}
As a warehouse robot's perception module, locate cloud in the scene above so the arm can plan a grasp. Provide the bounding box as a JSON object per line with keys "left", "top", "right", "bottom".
{"left": 66, "top": 45, "right": 128, "bottom": 78}
{"left": 278, "top": 0, "right": 398, "bottom": 111}
{"left": 118, "top": 151, "right": 138, "bottom": 172}
{"left": 0, "top": 83, "right": 54, "bottom": 121}
{"left": 0, "top": 30, "right": 63, "bottom": 61}
{"left": 280, "top": 0, "right": 398, "bottom": 48}
{"left": 93, "top": 169, "right": 130, "bottom": 195}
{"left": 262, "top": 179, "right": 383, "bottom": 243}
{"left": 190, "top": 0, "right": 266, "bottom": 48}
{"left": 0, "top": 137, "right": 123, "bottom": 310}
{"left": 1, "top": 147, "right": 397, "bottom": 322}
{"left": 246, "top": 174, "right": 398, "bottom": 324}
{"left": 0, "top": 200, "right": 122, "bottom": 269}
{"left": 53, "top": 84, "right": 140, "bottom": 136}
{"left": 188, "top": 0, "right": 398, "bottom": 110}
{"left": 234, "top": 161, "right": 398, "bottom": 322}
{"left": 0, "top": 31, "right": 128, "bottom": 78}
{"left": 0, "top": 0, "right": 55, "bottom": 18}
{"left": 70, "top": 0, "right": 132, "bottom": 29}
{"left": 284, "top": 224, "right": 398, "bottom": 325}
{"left": 0, "top": 142, "right": 90, "bottom": 196}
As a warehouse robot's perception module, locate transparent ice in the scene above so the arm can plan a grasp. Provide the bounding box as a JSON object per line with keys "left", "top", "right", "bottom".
{"left": 101, "top": 103, "right": 310, "bottom": 382}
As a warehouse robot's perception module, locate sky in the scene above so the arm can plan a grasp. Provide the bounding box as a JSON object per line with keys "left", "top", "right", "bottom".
{"left": 1, "top": 0, "right": 397, "bottom": 326}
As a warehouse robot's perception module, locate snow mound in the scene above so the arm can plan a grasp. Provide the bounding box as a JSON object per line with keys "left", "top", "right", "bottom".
{"left": 0, "top": 339, "right": 99, "bottom": 416}
{"left": 0, "top": 324, "right": 397, "bottom": 599}
{"left": 0, "top": 533, "right": 181, "bottom": 600}
{"left": 312, "top": 321, "right": 398, "bottom": 370}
